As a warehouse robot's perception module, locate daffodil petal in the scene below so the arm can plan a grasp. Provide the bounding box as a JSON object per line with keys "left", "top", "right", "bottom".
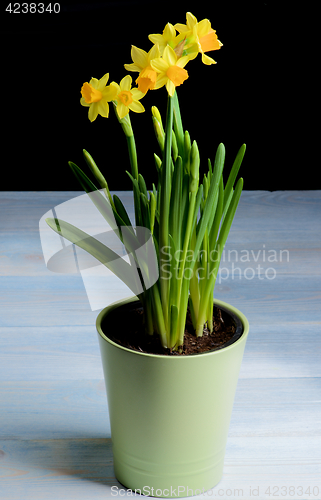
{"left": 148, "top": 34, "right": 164, "bottom": 46}
{"left": 197, "top": 19, "right": 211, "bottom": 38}
{"left": 150, "top": 58, "right": 168, "bottom": 73}
{"left": 88, "top": 103, "right": 98, "bottom": 122}
{"left": 163, "top": 46, "right": 177, "bottom": 67}
{"left": 153, "top": 74, "right": 168, "bottom": 89}
{"left": 174, "top": 23, "right": 190, "bottom": 34}
{"left": 128, "top": 100, "right": 145, "bottom": 113}
{"left": 80, "top": 97, "right": 91, "bottom": 107}
{"left": 166, "top": 80, "right": 176, "bottom": 97}
{"left": 120, "top": 75, "right": 132, "bottom": 91}
{"left": 131, "top": 45, "right": 148, "bottom": 69}
{"left": 102, "top": 82, "right": 118, "bottom": 101}
{"left": 176, "top": 55, "right": 191, "bottom": 68}
{"left": 89, "top": 77, "right": 99, "bottom": 89}
{"left": 124, "top": 63, "right": 141, "bottom": 72}
{"left": 186, "top": 50, "right": 198, "bottom": 61}
{"left": 186, "top": 12, "right": 198, "bottom": 29}
{"left": 117, "top": 103, "right": 129, "bottom": 119}
{"left": 97, "top": 73, "right": 109, "bottom": 90}
{"left": 202, "top": 53, "right": 216, "bottom": 65}
{"left": 112, "top": 82, "right": 121, "bottom": 94}
{"left": 163, "top": 23, "right": 176, "bottom": 40}
{"left": 148, "top": 43, "right": 160, "bottom": 61}
{"left": 130, "top": 88, "right": 145, "bottom": 100}
{"left": 97, "top": 99, "right": 109, "bottom": 118}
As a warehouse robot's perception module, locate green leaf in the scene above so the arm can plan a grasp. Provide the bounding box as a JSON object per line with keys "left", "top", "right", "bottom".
{"left": 149, "top": 191, "right": 156, "bottom": 235}
{"left": 208, "top": 176, "right": 224, "bottom": 253}
{"left": 138, "top": 173, "right": 148, "bottom": 199}
{"left": 68, "top": 161, "right": 126, "bottom": 232}
{"left": 191, "top": 184, "right": 204, "bottom": 237}
{"left": 45, "top": 217, "right": 143, "bottom": 296}
{"left": 218, "top": 177, "right": 243, "bottom": 250}
{"left": 223, "top": 144, "right": 246, "bottom": 212}
{"left": 140, "top": 192, "right": 151, "bottom": 230}
{"left": 193, "top": 143, "right": 225, "bottom": 262}
{"left": 113, "top": 194, "right": 132, "bottom": 227}
{"left": 126, "top": 171, "right": 142, "bottom": 227}
{"left": 69, "top": 165, "right": 138, "bottom": 262}
{"left": 69, "top": 161, "right": 97, "bottom": 194}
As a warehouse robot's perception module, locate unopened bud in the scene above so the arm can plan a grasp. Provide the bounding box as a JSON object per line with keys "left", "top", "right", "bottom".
{"left": 82, "top": 149, "right": 115, "bottom": 209}
{"left": 172, "top": 130, "right": 178, "bottom": 161}
{"left": 189, "top": 141, "right": 200, "bottom": 193}
{"left": 152, "top": 116, "right": 165, "bottom": 150}
{"left": 154, "top": 153, "right": 162, "bottom": 173}
{"left": 83, "top": 149, "right": 107, "bottom": 190}
{"left": 184, "top": 130, "right": 191, "bottom": 173}
{"left": 151, "top": 106, "right": 163, "bottom": 126}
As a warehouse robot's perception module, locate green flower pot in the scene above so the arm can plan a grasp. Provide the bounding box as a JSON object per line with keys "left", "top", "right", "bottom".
{"left": 96, "top": 296, "right": 249, "bottom": 498}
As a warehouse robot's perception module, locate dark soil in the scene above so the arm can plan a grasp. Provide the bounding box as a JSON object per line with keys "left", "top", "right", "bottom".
{"left": 101, "top": 301, "right": 243, "bottom": 356}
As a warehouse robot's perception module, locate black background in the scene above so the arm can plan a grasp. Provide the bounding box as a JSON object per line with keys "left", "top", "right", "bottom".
{"left": 2, "top": 1, "right": 315, "bottom": 191}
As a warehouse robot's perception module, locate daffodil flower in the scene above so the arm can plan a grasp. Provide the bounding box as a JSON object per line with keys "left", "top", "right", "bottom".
{"left": 124, "top": 44, "right": 160, "bottom": 93}
{"left": 150, "top": 45, "right": 189, "bottom": 96}
{"left": 175, "top": 12, "right": 222, "bottom": 65}
{"left": 113, "top": 75, "right": 145, "bottom": 119}
{"left": 148, "top": 23, "right": 180, "bottom": 56}
{"left": 80, "top": 73, "right": 118, "bottom": 122}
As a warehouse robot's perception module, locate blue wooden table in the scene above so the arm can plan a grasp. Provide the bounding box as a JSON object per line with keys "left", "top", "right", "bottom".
{"left": 0, "top": 191, "right": 320, "bottom": 499}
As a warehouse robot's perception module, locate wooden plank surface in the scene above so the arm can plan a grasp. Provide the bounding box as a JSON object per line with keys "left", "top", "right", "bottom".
{"left": 0, "top": 191, "right": 320, "bottom": 499}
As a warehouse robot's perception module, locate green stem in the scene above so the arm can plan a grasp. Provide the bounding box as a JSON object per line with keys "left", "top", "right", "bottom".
{"left": 195, "top": 255, "right": 221, "bottom": 336}
{"left": 176, "top": 190, "right": 196, "bottom": 304}
{"left": 188, "top": 228, "right": 199, "bottom": 328}
{"left": 158, "top": 94, "right": 174, "bottom": 334}
{"left": 143, "top": 288, "right": 154, "bottom": 335}
{"left": 113, "top": 103, "right": 138, "bottom": 181}
{"left": 172, "top": 91, "right": 185, "bottom": 161}
{"left": 126, "top": 134, "right": 139, "bottom": 181}
{"left": 150, "top": 282, "right": 167, "bottom": 348}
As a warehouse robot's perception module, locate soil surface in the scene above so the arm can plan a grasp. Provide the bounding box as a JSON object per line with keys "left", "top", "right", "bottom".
{"left": 101, "top": 302, "right": 240, "bottom": 356}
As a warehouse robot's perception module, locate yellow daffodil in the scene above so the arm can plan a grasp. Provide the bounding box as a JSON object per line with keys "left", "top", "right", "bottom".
{"left": 150, "top": 45, "right": 189, "bottom": 96}
{"left": 80, "top": 73, "right": 118, "bottom": 122}
{"left": 114, "top": 75, "right": 145, "bottom": 119}
{"left": 175, "top": 12, "right": 222, "bottom": 65}
{"left": 148, "top": 23, "right": 181, "bottom": 56}
{"left": 124, "top": 44, "right": 160, "bottom": 93}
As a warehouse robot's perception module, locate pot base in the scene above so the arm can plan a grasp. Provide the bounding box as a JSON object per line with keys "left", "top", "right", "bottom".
{"left": 114, "top": 452, "right": 224, "bottom": 497}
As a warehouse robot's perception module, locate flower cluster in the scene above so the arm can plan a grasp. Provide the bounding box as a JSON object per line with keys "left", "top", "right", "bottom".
{"left": 80, "top": 12, "right": 222, "bottom": 122}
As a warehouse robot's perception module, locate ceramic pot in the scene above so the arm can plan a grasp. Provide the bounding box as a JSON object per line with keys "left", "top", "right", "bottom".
{"left": 96, "top": 296, "right": 249, "bottom": 497}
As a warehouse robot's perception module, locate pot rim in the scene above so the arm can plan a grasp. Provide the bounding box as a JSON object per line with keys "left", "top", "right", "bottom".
{"left": 96, "top": 296, "right": 249, "bottom": 359}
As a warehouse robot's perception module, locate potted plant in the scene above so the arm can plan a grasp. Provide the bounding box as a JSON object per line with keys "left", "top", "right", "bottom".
{"left": 43, "top": 12, "right": 249, "bottom": 497}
